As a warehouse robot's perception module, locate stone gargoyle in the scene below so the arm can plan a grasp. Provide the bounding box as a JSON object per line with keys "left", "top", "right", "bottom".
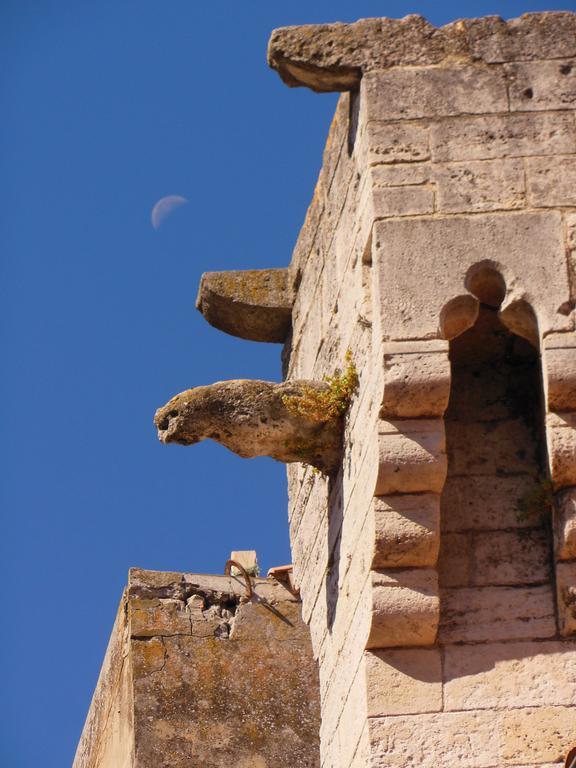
{"left": 154, "top": 379, "right": 346, "bottom": 474}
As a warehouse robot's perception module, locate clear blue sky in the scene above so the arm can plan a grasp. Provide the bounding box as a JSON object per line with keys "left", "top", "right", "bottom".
{"left": 1, "top": 1, "right": 572, "bottom": 765}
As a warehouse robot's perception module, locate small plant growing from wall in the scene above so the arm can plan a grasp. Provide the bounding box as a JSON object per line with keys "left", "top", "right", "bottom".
{"left": 282, "top": 350, "right": 359, "bottom": 423}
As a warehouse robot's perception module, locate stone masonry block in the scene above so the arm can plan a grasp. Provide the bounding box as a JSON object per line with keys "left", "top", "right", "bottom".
{"left": 500, "top": 706, "right": 576, "bottom": 764}
{"left": 544, "top": 332, "right": 576, "bottom": 413}
{"left": 444, "top": 641, "right": 576, "bottom": 712}
{"left": 528, "top": 156, "right": 576, "bottom": 207}
{"left": 371, "top": 164, "right": 431, "bottom": 187}
{"left": 554, "top": 487, "right": 576, "bottom": 561}
{"left": 430, "top": 112, "right": 576, "bottom": 162}
{"left": 473, "top": 529, "right": 551, "bottom": 586}
{"left": 438, "top": 532, "right": 471, "bottom": 588}
{"left": 467, "top": 13, "right": 576, "bottom": 63}
{"left": 381, "top": 340, "right": 451, "bottom": 419}
{"left": 368, "top": 710, "right": 499, "bottom": 768}
{"left": 376, "top": 419, "right": 447, "bottom": 495}
{"left": 439, "top": 585, "right": 556, "bottom": 643}
{"left": 361, "top": 67, "right": 508, "bottom": 122}
{"left": 360, "top": 121, "right": 430, "bottom": 165}
{"left": 433, "top": 158, "right": 525, "bottom": 213}
{"left": 372, "top": 185, "right": 435, "bottom": 218}
{"left": 374, "top": 212, "right": 569, "bottom": 342}
{"left": 547, "top": 412, "right": 576, "bottom": 489}
{"left": 129, "top": 598, "right": 192, "bottom": 638}
{"left": 441, "top": 474, "right": 546, "bottom": 531}
{"left": 367, "top": 567, "right": 439, "bottom": 648}
{"left": 506, "top": 59, "right": 576, "bottom": 112}
{"left": 365, "top": 647, "right": 442, "bottom": 717}
{"left": 372, "top": 493, "right": 440, "bottom": 568}
{"left": 556, "top": 561, "right": 576, "bottom": 636}
{"left": 446, "top": 419, "right": 539, "bottom": 476}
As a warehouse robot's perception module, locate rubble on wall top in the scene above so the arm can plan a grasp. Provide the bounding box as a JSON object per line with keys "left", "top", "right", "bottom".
{"left": 268, "top": 12, "right": 576, "bottom": 92}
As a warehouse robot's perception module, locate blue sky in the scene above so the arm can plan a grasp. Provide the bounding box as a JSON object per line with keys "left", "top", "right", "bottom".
{"left": 1, "top": 1, "right": 573, "bottom": 765}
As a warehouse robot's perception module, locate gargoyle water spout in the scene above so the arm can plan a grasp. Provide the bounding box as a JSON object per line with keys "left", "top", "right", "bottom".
{"left": 154, "top": 379, "right": 346, "bottom": 474}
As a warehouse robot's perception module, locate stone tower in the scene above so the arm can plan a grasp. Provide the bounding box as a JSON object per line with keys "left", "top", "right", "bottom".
{"left": 78, "top": 12, "right": 576, "bottom": 768}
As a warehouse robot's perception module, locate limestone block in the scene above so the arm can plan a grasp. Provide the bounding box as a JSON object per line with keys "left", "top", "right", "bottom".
{"left": 196, "top": 268, "right": 294, "bottom": 343}
{"left": 554, "top": 488, "right": 576, "bottom": 561}
{"left": 371, "top": 185, "right": 435, "bottom": 218}
{"left": 556, "top": 561, "right": 576, "bottom": 636}
{"left": 433, "top": 158, "right": 525, "bottom": 213}
{"left": 372, "top": 493, "right": 440, "bottom": 568}
{"left": 473, "top": 529, "right": 551, "bottom": 586}
{"left": 381, "top": 340, "right": 451, "bottom": 418}
{"left": 528, "top": 156, "right": 576, "bottom": 207}
{"left": 544, "top": 333, "right": 576, "bottom": 413}
{"left": 361, "top": 67, "right": 508, "bottom": 122}
{"left": 547, "top": 412, "right": 576, "bottom": 489}
{"left": 467, "top": 13, "right": 576, "bottom": 63}
{"left": 368, "top": 710, "right": 499, "bottom": 768}
{"left": 371, "top": 164, "right": 431, "bottom": 187}
{"left": 129, "top": 598, "right": 192, "bottom": 638}
{"left": 375, "top": 419, "right": 446, "bottom": 495}
{"left": 438, "top": 532, "right": 471, "bottom": 588}
{"left": 430, "top": 112, "right": 576, "bottom": 162}
{"left": 360, "top": 121, "right": 430, "bottom": 165}
{"left": 373, "top": 212, "right": 570, "bottom": 342}
{"left": 506, "top": 59, "right": 576, "bottom": 112}
{"left": 367, "top": 568, "right": 439, "bottom": 648}
{"left": 365, "top": 648, "right": 442, "bottom": 716}
{"left": 500, "top": 706, "right": 576, "bottom": 764}
{"left": 446, "top": 419, "right": 539, "bottom": 476}
{"left": 439, "top": 585, "right": 556, "bottom": 643}
{"left": 444, "top": 641, "right": 576, "bottom": 711}
{"left": 441, "top": 474, "right": 548, "bottom": 531}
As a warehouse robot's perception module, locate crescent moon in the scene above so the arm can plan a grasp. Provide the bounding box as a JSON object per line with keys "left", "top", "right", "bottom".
{"left": 151, "top": 195, "right": 188, "bottom": 230}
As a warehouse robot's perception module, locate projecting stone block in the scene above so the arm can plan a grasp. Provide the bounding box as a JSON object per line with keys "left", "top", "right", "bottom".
{"left": 439, "top": 585, "right": 556, "bottom": 643}
{"left": 556, "top": 561, "right": 576, "bottom": 636}
{"left": 196, "top": 268, "right": 294, "bottom": 343}
{"left": 365, "top": 648, "right": 442, "bottom": 716}
{"left": 444, "top": 641, "right": 576, "bottom": 711}
{"left": 361, "top": 67, "right": 507, "bottom": 122}
{"left": 544, "top": 333, "right": 576, "bottom": 413}
{"left": 554, "top": 488, "right": 576, "bottom": 561}
{"left": 430, "top": 111, "right": 576, "bottom": 162}
{"left": 374, "top": 211, "right": 569, "bottom": 342}
{"left": 467, "top": 13, "right": 576, "bottom": 62}
{"left": 433, "top": 158, "right": 525, "bottom": 213}
{"left": 506, "top": 59, "right": 576, "bottom": 112}
{"left": 527, "top": 156, "right": 576, "bottom": 207}
{"left": 381, "top": 340, "right": 451, "bottom": 419}
{"left": 367, "top": 568, "right": 439, "bottom": 648}
{"left": 372, "top": 494, "right": 440, "bottom": 568}
{"left": 376, "top": 419, "right": 446, "bottom": 495}
{"left": 547, "top": 412, "right": 576, "bottom": 489}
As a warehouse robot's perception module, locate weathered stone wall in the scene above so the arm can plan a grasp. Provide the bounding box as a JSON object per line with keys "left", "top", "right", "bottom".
{"left": 275, "top": 13, "right": 576, "bottom": 768}
{"left": 74, "top": 569, "right": 321, "bottom": 768}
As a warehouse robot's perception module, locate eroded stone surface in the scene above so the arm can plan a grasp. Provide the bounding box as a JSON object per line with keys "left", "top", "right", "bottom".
{"left": 154, "top": 379, "right": 345, "bottom": 473}
{"left": 196, "top": 268, "right": 294, "bottom": 343}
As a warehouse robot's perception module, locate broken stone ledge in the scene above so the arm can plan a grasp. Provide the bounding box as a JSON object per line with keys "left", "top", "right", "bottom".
{"left": 154, "top": 379, "right": 344, "bottom": 474}
{"left": 196, "top": 268, "right": 294, "bottom": 343}
{"left": 268, "top": 12, "right": 576, "bottom": 92}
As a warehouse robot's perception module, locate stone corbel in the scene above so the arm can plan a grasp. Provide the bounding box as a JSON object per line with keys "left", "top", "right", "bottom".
{"left": 543, "top": 332, "right": 576, "bottom": 635}
{"left": 365, "top": 340, "right": 450, "bottom": 649}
